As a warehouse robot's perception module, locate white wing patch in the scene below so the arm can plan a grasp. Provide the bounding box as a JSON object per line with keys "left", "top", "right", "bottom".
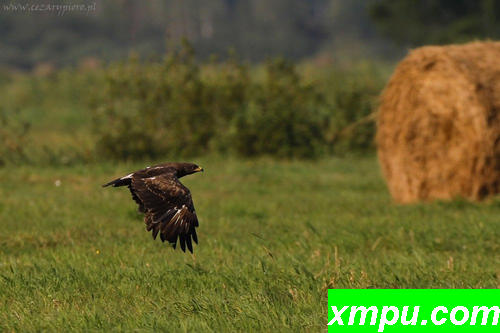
{"left": 120, "top": 173, "right": 134, "bottom": 180}
{"left": 171, "top": 205, "right": 187, "bottom": 225}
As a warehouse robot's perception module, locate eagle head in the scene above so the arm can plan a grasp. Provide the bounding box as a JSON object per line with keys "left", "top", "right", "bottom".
{"left": 176, "top": 163, "right": 203, "bottom": 178}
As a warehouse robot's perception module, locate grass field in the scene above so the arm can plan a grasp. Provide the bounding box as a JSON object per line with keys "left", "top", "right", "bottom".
{"left": 0, "top": 156, "right": 499, "bottom": 331}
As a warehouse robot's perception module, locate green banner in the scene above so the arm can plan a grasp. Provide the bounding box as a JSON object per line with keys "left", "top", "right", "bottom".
{"left": 328, "top": 289, "right": 499, "bottom": 332}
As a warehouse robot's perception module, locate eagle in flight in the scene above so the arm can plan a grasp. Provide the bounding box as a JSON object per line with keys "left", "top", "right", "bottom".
{"left": 103, "top": 162, "right": 203, "bottom": 253}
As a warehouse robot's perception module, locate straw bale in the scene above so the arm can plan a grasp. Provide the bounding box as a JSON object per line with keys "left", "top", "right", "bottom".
{"left": 377, "top": 41, "right": 500, "bottom": 203}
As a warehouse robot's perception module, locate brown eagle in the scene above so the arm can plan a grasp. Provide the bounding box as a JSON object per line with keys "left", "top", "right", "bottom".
{"left": 103, "top": 162, "right": 203, "bottom": 253}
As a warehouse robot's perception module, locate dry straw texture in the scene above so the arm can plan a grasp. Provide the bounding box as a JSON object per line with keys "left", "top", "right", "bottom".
{"left": 377, "top": 41, "right": 500, "bottom": 203}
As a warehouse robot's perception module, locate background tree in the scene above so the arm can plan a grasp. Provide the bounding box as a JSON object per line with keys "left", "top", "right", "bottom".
{"left": 0, "top": 0, "right": 390, "bottom": 69}
{"left": 369, "top": 0, "right": 500, "bottom": 47}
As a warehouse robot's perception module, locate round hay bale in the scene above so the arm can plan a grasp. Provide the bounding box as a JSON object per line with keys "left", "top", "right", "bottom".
{"left": 377, "top": 41, "right": 500, "bottom": 203}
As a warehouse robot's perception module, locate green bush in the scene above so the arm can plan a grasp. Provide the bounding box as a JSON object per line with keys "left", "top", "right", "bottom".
{"left": 0, "top": 107, "right": 31, "bottom": 165}
{"left": 0, "top": 44, "right": 387, "bottom": 165}
{"left": 93, "top": 45, "right": 252, "bottom": 160}
{"left": 0, "top": 69, "right": 102, "bottom": 166}
{"left": 231, "top": 59, "right": 329, "bottom": 158}
{"left": 92, "top": 44, "right": 386, "bottom": 160}
{"left": 325, "top": 64, "right": 385, "bottom": 153}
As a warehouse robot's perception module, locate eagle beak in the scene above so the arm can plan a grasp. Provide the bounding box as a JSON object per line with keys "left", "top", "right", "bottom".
{"left": 194, "top": 166, "right": 204, "bottom": 173}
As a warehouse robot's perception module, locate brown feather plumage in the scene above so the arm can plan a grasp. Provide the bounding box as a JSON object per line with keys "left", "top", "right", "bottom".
{"left": 103, "top": 162, "right": 203, "bottom": 253}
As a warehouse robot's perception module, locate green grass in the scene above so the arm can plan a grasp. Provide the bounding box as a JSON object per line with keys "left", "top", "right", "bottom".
{"left": 0, "top": 156, "right": 499, "bottom": 331}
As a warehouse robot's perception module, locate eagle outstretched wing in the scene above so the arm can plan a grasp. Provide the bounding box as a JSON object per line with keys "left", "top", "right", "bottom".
{"left": 130, "top": 173, "right": 199, "bottom": 253}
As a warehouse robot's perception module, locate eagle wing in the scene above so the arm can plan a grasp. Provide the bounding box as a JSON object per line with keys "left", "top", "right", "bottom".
{"left": 130, "top": 173, "right": 199, "bottom": 253}
{"left": 128, "top": 185, "right": 145, "bottom": 213}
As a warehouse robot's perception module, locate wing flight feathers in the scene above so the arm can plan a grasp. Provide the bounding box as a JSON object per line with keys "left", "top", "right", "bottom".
{"left": 131, "top": 174, "right": 199, "bottom": 253}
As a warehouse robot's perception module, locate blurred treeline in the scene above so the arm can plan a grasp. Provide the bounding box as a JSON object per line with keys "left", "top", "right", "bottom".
{"left": 3, "top": 0, "right": 500, "bottom": 70}
{"left": 0, "top": 0, "right": 394, "bottom": 69}
{"left": 0, "top": 42, "right": 388, "bottom": 165}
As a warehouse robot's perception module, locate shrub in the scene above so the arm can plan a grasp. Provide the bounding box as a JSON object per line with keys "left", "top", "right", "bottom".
{"left": 0, "top": 107, "right": 31, "bottom": 165}
{"left": 0, "top": 43, "right": 386, "bottom": 164}
{"left": 92, "top": 45, "right": 252, "bottom": 160}
{"left": 231, "top": 59, "right": 329, "bottom": 158}
{"left": 92, "top": 44, "right": 352, "bottom": 160}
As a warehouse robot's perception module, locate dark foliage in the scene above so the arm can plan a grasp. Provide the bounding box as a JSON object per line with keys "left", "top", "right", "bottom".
{"left": 92, "top": 44, "right": 384, "bottom": 160}
{"left": 369, "top": 0, "right": 500, "bottom": 46}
